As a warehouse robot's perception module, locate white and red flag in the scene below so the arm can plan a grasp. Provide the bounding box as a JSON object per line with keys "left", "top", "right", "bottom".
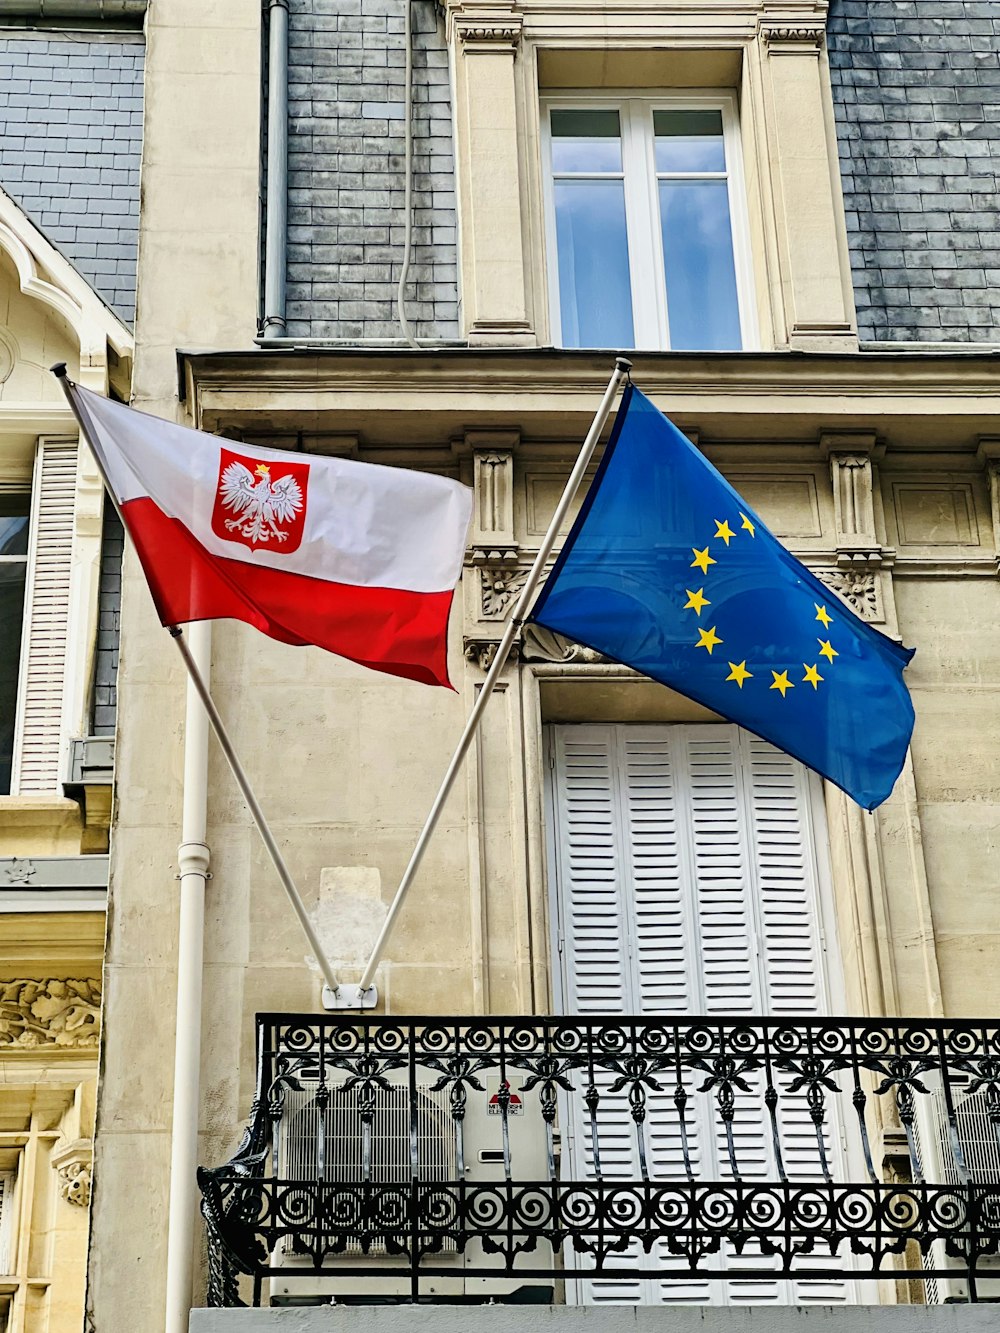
{"left": 72, "top": 383, "right": 473, "bottom": 688}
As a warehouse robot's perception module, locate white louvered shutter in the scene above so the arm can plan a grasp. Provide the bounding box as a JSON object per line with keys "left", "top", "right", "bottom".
{"left": 11, "top": 440, "right": 78, "bottom": 793}
{"left": 548, "top": 723, "right": 853, "bottom": 1307}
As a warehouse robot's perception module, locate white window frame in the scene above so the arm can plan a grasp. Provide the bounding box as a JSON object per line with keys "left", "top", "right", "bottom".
{"left": 541, "top": 92, "right": 758, "bottom": 352}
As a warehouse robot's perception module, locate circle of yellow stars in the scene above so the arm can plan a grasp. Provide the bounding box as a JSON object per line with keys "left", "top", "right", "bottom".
{"left": 683, "top": 512, "right": 839, "bottom": 699}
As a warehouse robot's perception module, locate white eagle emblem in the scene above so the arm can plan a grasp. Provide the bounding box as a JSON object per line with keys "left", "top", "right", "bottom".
{"left": 217, "top": 460, "right": 305, "bottom": 547}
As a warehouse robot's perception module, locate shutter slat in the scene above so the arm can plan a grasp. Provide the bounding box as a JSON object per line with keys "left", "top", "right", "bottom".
{"left": 13, "top": 441, "right": 78, "bottom": 793}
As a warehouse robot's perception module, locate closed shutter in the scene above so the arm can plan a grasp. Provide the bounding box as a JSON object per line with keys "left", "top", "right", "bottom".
{"left": 547, "top": 723, "right": 852, "bottom": 1306}
{"left": 11, "top": 440, "right": 78, "bottom": 793}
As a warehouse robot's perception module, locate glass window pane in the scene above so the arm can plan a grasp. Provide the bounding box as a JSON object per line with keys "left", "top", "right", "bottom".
{"left": 551, "top": 109, "right": 622, "bottom": 174}
{"left": 0, "top": 494, "right": 30, "bottom": 557}
{"left": 654, "top": 109, "right": 726, "bottom": 173}
{"left": 659, "top": 179, "right": 742, "bottom": 351}
{"left": 555, "top": 179, "right": 634, "bottom": 349}
{"left": 0, "top": 562, "right": 27, "bottom": 794}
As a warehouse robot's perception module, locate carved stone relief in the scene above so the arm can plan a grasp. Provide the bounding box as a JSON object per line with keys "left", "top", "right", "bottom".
{"left": 51, "top": 1138, "right": 93, "bottom": 1207}
{"left": 480, "top": 566, "right": 529, "bottom": 619}
{"left": 3, "top": 857, "right": 36, "bottom": 885}
{"left": 0, "top": 979, "right": 102, "bottom": 1049}
{"left": 814, "top": 568, "right": 883, "bottom": 623}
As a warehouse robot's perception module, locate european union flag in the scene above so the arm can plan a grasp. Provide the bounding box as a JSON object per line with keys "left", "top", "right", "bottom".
{"left": 528, "top": 385, "right": 915, "bottom": 810}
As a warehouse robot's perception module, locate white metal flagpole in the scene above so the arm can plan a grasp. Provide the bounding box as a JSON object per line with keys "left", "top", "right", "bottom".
{"left": 354, "top": 356, "right": 633, "bottom": 997}
{"left": 50, "top": 363, "right": 342, "bottom": 997}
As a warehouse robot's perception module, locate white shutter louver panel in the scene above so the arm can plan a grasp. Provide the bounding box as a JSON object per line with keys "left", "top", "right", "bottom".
{"left": 0, "top": 1171, "right": 13, "bottom": 1275}
{"left": 13, "top": 440, "right": 78, "bottom": 793}
{"left": 548, "top": 723, "right": 853, "bottom": 1307}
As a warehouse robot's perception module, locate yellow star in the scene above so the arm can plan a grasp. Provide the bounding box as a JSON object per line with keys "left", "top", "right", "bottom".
{"left": 770, "top": 670, "right": 794, "bottom": 697}
{"left": 726, "top": 660, "right": 752, "bottom": 688}
{"left": 714, "top": 519, "right": 735, "bottom": 546}
{"left": 691, "top": 547, "right": 716, "bottom": 575}
{"left": 815, "top": 604, "right": 833, "bottom": 629}
{"left": 740, "top": 512, "right": 756, "bottom": 537}
{"left": 683, "top": 587, "right": 710, "bottom": 616}
{"left": 818, "top": 639, "right": 838, "bottom": 663}
{"left": 802, "top": 663, "right": 824, "bottom": 689}
{"left": 695, "top": 626, "right": 723, "bottom": 655}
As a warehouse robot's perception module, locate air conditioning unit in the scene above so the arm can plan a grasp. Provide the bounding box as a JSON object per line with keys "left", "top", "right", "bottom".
{"left": 269, "top": 1063, "right": 554, "bottom": 1304}
{"left": 911, "top": 1079, "right": 1000, "bottom": 1303}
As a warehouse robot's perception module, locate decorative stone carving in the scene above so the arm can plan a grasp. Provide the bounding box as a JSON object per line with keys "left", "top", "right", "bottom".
{"left": 0, "top": 979, "right": 101, "bottom": 1048}
{"left": 821, "top": 435, "right": 894, "bottom": 572}
{"left": 480, "top": 566, "right": 529, "bottom": 619}
{"left": 51, "top": 1138, "right": 93, "bottom": 1207}
{"left": 464, "top": 639, "right": 520, "bottom": 672}
{"left": 520, "top": 624, "right": 611, "bottom": 665}
{"left": 760, "top": 23, "right": 825, "bottom": 52}
{"left": 814, "top": 568, "right": 882, "bottom": 623}
{"left": 3, "top": 856, "right": 36, "bottom": 885}
{"left": 470, "top": 438, "right": 518, "bottom": 566}
{"left": 449, "top": 2, "right": 523, "bottom": 50}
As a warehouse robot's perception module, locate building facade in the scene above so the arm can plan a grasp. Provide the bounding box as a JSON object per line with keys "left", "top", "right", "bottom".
{"left": 88, "top": 0, "right": 999, "bottom": 1328}
{"left": 0, "top": 8, "right": 142, "bottom": 1332}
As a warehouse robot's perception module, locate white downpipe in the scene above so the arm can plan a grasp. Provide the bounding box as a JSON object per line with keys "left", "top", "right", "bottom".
{"left": 164, "top": 619, "right": 212, "bottom": 1333}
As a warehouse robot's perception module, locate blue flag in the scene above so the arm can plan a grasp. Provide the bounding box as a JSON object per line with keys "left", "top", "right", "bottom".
{"left": 528, "top": 384, "right": 915, "bottom": 810}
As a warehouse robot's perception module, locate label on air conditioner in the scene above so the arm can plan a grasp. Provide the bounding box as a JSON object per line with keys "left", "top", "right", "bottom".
{"left": 485, "top": 1077, "right": 524, "bottom": 1116}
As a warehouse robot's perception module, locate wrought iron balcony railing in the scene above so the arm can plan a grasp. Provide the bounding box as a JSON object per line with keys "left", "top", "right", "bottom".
{"left": 198, "top": 1015, "right": 1000, "bottom": 1306}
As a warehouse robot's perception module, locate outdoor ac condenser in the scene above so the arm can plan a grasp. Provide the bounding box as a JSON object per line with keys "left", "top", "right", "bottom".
{"left": 270, "top": 1063, "right": 554, "bottom": 1304}
{"left": 910, "top": 1079, "right": 1000, "bottom": 1303}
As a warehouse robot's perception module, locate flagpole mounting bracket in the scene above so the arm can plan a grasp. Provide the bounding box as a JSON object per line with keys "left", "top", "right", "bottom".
{"left": 322, "top": 983, "right": 379, "bottom": 1011}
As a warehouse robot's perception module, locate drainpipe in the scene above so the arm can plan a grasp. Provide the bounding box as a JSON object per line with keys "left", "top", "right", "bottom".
{"left": 261, "top": 0, "right": 288, "bottom": 340}
{"left": 164, "top": 621, "right": 212, "bottom": 1333}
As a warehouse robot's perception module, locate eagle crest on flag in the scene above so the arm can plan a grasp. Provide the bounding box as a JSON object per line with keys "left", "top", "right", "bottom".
{"left": 212, "top": 448, "right": 309, "bottom": 553}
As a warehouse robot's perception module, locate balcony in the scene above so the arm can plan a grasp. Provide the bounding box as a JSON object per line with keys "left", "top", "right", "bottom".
{"left": 198, "top": 1015, "right": 1000, "bottom": 1309}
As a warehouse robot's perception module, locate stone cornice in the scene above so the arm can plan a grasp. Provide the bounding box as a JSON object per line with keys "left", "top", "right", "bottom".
{"left": 181, "top": 349, "right": 1000, "bottom": 455}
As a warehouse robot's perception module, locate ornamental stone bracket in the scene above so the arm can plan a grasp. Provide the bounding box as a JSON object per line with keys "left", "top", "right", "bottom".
{"left": 446, "top": 0, "right": 523, "bottom": 51}
{"left": 51, "top": 1138, "right": 93, "bottom": 1207}
{"left": 977, "top": 438, "right": 1000, "bottom": 576}
{"left": 0, "top": 979, "right": 102, "bottom": 1049}
{"left": 469, "top": 437, "right": 519, "bottom": 571}
{"left": 813, "top": 568, "right": 883, "bottom": 624}
{"left": 463, "top": 627, "right": 614, "bottom": 671}
{"left": 820, "top": 433, "right": 895, "bottom": 573}
{"left": 480, "top": 566, "right": 529, "bottom": 619}
{"left": 759, "top": 22, "right": 826, "bottom": 53}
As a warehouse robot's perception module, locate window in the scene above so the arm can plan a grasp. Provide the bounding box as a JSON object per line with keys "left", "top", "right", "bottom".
{"left": 543, "top": 96, "right": 753, "bottom": 352}
{"left": 0, "top": 494, "right": 30, "bottom": 794}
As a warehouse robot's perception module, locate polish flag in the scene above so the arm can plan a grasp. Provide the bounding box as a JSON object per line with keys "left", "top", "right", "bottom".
{"left": 71, "top": 383, "right": 473, "bottom": 688}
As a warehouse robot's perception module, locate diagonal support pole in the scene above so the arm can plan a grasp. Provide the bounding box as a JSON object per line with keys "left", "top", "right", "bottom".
{"left": 353, "top": 356, "right": 633, "bottom": 998}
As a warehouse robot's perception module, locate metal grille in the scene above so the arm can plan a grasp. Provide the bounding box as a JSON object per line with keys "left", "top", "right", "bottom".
{"left": 278, "top": 1078, "right": 457, "bottom": 1257}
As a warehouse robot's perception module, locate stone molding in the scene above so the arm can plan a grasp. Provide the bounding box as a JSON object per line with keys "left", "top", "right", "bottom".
{"left": 0, "top": 979, "right": 102, "bottom": 1049}
{"left": 51, "top": 1137, "right": 93, "bottom": 1207}
{"left": 759, "top": 22, "right": 826, "bottom": 53}
{"left": 977, "top": 438, "right": 1000, "bottom": 576}
{"left": 448, "top": 2, "right": 523, "bottom": 51}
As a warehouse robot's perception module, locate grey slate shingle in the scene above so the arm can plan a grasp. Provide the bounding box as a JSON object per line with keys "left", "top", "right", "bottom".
{"left": 0, "top": 30, "right": 143, "bottom": 326}
{"left": 828, "top": 0, "right": 1000, "bottom": 343}
{"left": 284, "top": 0, "right": 459, "bottom": 341}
